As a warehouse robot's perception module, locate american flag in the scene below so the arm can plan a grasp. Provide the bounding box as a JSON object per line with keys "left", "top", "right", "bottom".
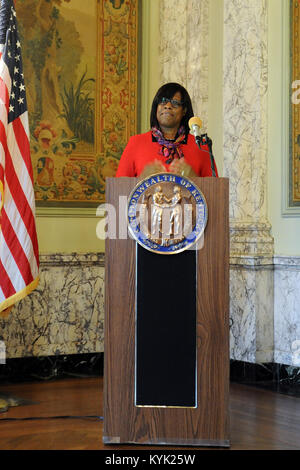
{"left": 0, "top": 0, "right": 39, "bottom": 314}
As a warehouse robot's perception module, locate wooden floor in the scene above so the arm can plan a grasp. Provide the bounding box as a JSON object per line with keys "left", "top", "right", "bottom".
{"left": 0, "top": 376, "right": 299, "bottom": 450}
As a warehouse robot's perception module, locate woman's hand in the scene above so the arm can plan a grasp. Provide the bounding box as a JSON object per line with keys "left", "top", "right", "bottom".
{"left": 140, "top": 158, "right": 197, "bottom": 178}
{"left": 168, "top": 158, "right": 197, "bottom": 177}
{"left": 140, "top": 159, "right": 166, "bottom": 178}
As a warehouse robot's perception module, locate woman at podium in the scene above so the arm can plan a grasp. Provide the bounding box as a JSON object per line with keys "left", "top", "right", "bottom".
{"left": 116, "top": 82, "right": 218, "bottom": 177}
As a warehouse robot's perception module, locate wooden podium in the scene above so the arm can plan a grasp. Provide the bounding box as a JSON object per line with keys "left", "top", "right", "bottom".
{"left": 103, "top": 177, "right": 230, "bottom": 447}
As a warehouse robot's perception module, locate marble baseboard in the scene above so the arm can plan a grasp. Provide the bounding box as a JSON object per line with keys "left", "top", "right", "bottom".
{"left": 0, "top": 353, "right": 103, "bottom": 384}
{"left": 0, "top": 253, "right": 105, "bottom": 359}
{"left": 230, "top": 360, "right": 300, "bottom": 398}
{"left": 1, "top": 353, "right": 299, "bottom": 399}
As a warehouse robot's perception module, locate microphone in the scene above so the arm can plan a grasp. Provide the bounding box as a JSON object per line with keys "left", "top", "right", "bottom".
{"left": 188, "top": 116, "right": 216, "bottom": 177}
{"left": 188, "top": 117, "right": 203, "bottom": 141}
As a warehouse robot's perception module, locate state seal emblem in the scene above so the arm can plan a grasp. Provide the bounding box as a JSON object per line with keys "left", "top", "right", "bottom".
{"left": 127, "top": 173, "right": 208, "bottom": 254}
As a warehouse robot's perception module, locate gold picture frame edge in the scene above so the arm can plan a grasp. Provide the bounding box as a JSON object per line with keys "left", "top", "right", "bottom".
{"left": 289, "top": 0, "right": 300, "bottom": 212}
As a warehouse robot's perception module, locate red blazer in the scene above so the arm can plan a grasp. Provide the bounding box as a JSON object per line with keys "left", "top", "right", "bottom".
{"left": 116, "top": 131, "right": 218, "bottom": 177}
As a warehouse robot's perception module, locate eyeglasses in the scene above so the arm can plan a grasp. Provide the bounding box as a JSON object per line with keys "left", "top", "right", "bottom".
{"left": 158, "top": 97, "right": 184, "bottom": 108}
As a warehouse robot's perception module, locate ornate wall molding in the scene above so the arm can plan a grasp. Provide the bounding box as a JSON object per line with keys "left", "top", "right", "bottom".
{"left": 230, "top": 220, "right": 274, "bottom": 263}
{"left": 39, "top": 252, "right": 105, "bottom": 267}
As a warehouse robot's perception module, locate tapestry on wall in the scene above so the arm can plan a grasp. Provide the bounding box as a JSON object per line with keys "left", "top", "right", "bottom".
{"left": 291, "top": 0, "right": 300, "bottom": 206}
{"left": 14, "top": 0, "right": 138, "bottom": 208}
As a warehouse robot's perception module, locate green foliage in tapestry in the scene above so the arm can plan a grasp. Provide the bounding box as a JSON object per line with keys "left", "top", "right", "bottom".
{"left": 59, "top": 71, "right": 95, "bottom": 144}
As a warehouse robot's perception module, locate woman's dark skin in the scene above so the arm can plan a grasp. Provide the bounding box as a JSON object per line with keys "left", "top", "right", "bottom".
{"left": 156, "top": 91, "right": 186, "bottom": 140}
{"left": 141, "top": 92, "right": 196, "bottom": 177}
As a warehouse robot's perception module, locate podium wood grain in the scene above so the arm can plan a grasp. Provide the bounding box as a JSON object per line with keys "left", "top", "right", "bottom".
{"left": 104, "top": 177, "right": 230, "bottom": 446}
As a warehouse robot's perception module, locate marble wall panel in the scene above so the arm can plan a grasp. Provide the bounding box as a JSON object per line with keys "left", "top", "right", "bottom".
{"left": 223, "top": 0, "right": 268, "bottom": 222}
{"left": 158, "top": 0, "right": 276, "bottom": 366}
{"left": 2, "top": 1, "right": 298, "bottom": 370}
{"left": 229, "top": 262, "right": 274, "bottom": 363}
{"left": 0, "top": 253, "right": 105, "bottom": 359}
{"left": 230, "top": 255, "right": 300, "bottom": 367}
{"left": 274, "top": 256, "right": 300, "bottom": 366}
{"left": 159, "top": 0, "right": 209, "bottom": 128}
{"left": 186, "top": 0, "right": 209, "bottom": 127}
{"left": 1, "top": 250, "right": 299, "bottom": 367}
{"left": 222, "top": 0, "right": 277, "bottom": 365}
{"left": 159, "top": 0, "right": 187, "bottom": 85}
{"left": 229, "top": 266, "right": 256, "bottom": 362}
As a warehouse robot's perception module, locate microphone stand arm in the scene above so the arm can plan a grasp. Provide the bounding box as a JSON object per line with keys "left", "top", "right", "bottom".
{"left": 195, "top": 134, "right": 216, "bottom": 177}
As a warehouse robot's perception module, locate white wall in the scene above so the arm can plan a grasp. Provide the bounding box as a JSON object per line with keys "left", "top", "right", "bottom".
{"left": 268, "top": 0, "right": 300, "bottom": 256}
